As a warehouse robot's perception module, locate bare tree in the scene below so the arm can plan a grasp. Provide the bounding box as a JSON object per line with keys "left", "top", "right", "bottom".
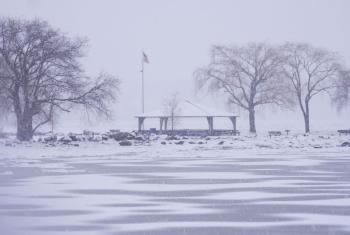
{"left": 0, "top": 18, "right": 120, "bottom": 141}
{"left": 281, "top": 43, "right": 340, "bottom": 133}
{"left": 0, "top": 57, "right": 11, "bottom": 114}
{"left": 195, "top": 43, "right": 291, "bottom": 133}
{"left": 163, "top": 92, "right": 181, "bottom": 134}
{"left": 333, "top": 69, "right": 350, "bottom": 111}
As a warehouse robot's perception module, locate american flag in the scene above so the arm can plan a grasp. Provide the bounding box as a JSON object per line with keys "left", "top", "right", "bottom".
{"left": 142, "top": 52, "right": 149, "bottom": 64}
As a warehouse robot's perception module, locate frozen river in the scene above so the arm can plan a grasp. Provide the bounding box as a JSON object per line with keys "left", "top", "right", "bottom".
{"left": 1, "top": 143, "right": 350, "bottom": 234}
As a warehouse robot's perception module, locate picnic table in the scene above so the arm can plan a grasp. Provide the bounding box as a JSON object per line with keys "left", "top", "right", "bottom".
{"left": 338, "top": 130, "right": 350, "bottom": 135}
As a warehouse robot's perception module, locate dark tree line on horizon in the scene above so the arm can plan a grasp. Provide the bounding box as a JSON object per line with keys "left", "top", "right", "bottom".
{"left": 195, "top": 42, "right": 350, "bottom": 133}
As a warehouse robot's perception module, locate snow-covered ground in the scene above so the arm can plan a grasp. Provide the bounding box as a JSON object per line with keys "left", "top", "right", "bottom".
{"left": 0, "top": 134, "right": 350, "bottom": 234}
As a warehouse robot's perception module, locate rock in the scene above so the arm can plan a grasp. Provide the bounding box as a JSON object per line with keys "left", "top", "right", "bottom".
{"left": 59, "top": 136, "right": 71, "bottom": 144}
{"left": 205, "top": 137, "right": 211, "bottom": 141}
{"left": 44, "top": 135, "right": 57, "bottom": 142}
{"left": 223, "top": 146, "right": 234, "bottom": 150}
{"left": 198, "top": 141, "right": 204, "bottom": 145}
{"left": 256, "top": 144, "right": 273, "bottom": 148}
{"left": 313, "top": 145, "right": 322, "bottom": 149}
{"left": 218, "top": 141, "right": 225, "bottom": 145}
{"left": 341, "top": 142, "right": 350, "bottom": 147}
{"left": 69, "top": 134, "right": 79, "bottom": 141}
{"left": 188, "top": 141, "right": 196, "bottom": 144}
{"left": 111, "top": 132, "right": 135, "bottom": 141}
{"left": 102, "top": 134, "right": 109, "bottom": 141}
{"left": 166, "top": 136, "right": 179, "bottom": 141}
{"left": 134, "top": 136, "right": 145, "bottom": 141}
{"left": 83, "top": 130, "right": 95, "bottom": 136}
{"left": 0, "top": 132, "right": 8, "bottom": 139}
{"left": 175, "top": 141, "right": 184, "bottom": 145}
{"left": 119, "top": 140, "right": 132, "bottom": 146}
{"left": 150, "top": 135, "right": 159, "bottom": 141}
{"left": 91, "top": 135, "right": 103, "bottom": 142}
{"left": 109, "top": 129, "right": 120, "bottom": 134}
{"left": 161, "top": 141, "right": 167, "bottom": 145}
{"left": 73, "top": 143, "right": 80, "bottom": 147}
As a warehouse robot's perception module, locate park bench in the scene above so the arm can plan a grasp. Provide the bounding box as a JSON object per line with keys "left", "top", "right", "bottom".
{"left": 338, "top": 129, "right": 350, "bottom": 135}
{"left": 268, "top": 131, "right": 282, "bottom": 138}
{"left": 232, "top": 130, "right": 240, "bottom": 136}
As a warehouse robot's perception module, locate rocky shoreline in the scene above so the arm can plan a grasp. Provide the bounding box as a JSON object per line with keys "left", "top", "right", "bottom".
{"left": 1, "top": 130, "right": 350, "bottom": 150}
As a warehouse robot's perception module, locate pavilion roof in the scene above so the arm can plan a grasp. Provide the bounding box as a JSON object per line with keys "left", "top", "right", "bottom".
{"left": 135, "top": 100, "right": 238, "bottom": 118}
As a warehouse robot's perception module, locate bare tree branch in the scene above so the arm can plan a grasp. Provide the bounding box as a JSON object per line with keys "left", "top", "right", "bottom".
{"left": 281, "top": 42, "right": 341, "bottom": 133}
{"left": 333, "top": 68, "right": 350, "bottom": 112}
{"left": 0, "top": 18, "right": 120, "bottom": 140}
{"left": 194, "top": 43, "right": 290, "bottom": 133}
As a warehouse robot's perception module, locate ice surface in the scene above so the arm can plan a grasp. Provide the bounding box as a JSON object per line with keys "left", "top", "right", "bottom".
{"left": 0, "top": 134, "right": 350, "bottom": 234}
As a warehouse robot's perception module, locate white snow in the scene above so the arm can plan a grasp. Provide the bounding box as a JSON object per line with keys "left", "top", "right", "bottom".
{"left": 0, "top": 133, "right": 350, "bottom": 234}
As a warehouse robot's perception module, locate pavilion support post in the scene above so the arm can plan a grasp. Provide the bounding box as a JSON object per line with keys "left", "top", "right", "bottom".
{"left": 207, "top": 116, "right": 214, "bottom": 136}
{"left": 229, "top": 116, "right": 237, "bottom": 135}
{"left": 164, "top": 118, "right": 169, "bottom": 134}
{"left": 159, "top": 118, "right": 164, "bottom": 134}
{"left": 138, "top": 117, "right": 146, "bottom": 133}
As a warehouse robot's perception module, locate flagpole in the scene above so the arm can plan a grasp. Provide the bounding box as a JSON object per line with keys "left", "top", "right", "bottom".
{"left": 141, "top": 58, "right": 145, "bottom": 114}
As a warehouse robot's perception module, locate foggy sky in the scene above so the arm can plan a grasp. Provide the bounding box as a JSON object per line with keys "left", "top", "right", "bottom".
{"left": 0, "top": 0, "right": 349, "bottom": 133}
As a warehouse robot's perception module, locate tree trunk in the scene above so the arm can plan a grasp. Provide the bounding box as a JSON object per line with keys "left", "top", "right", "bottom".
{"left": 303, "top": 102, "right": 310, "bottom": 133}
{"left": 303, "top": 113, "right": 310, "bottom": 133}
{"left": 171, "top": 116, "right": 174, "bottom": 135}
{"left": 170, "top": 112, "right": 175, "bottom": 136}
{"left": 16, "top": 113, "right": 33, "bottom": 141}
{"left": 248, "top": 108, "right": 256, "bottom": 133}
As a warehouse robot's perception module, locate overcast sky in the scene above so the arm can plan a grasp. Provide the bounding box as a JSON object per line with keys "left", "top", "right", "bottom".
{"left": 1, "top": 0, "right": 349, "bottom": 132}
